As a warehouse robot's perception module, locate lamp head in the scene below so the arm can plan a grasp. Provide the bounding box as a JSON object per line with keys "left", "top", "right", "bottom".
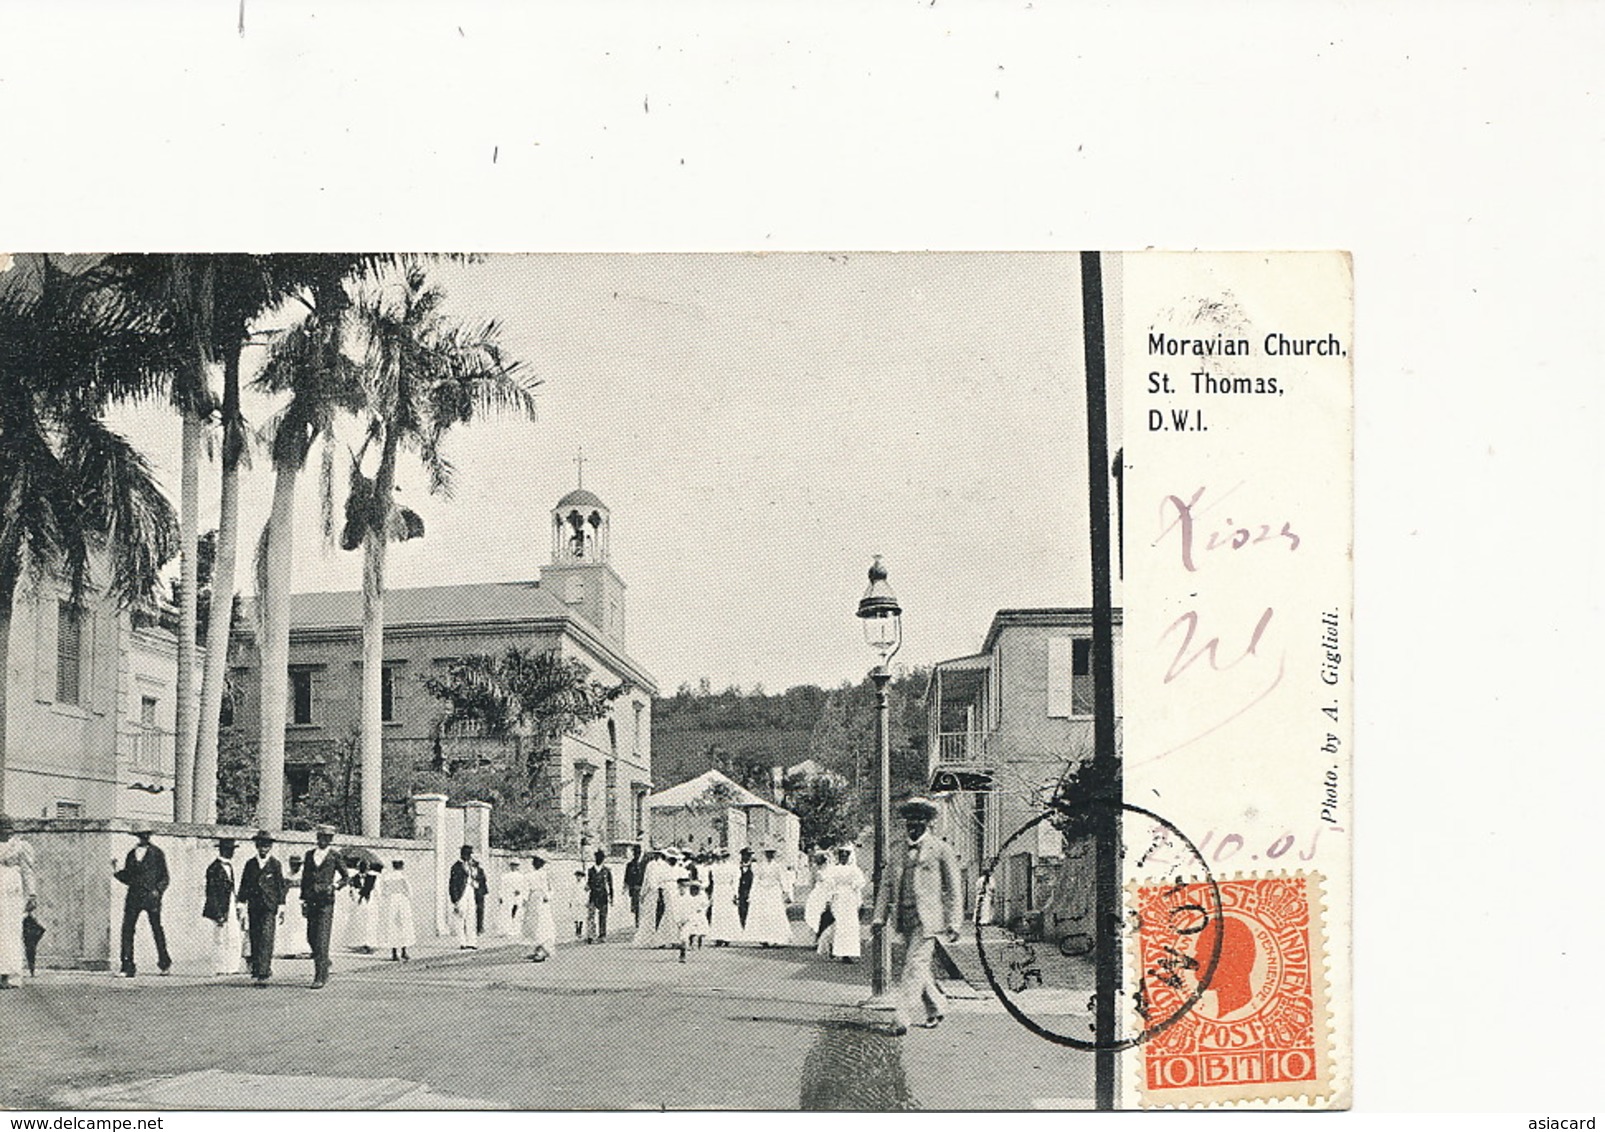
{"left": 856, "top": 555, "right": 903, "bottom": 666}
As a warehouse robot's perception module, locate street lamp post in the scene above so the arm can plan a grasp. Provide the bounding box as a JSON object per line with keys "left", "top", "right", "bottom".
{"left": 856, "top": 554, "right": 902, "bottom": 999}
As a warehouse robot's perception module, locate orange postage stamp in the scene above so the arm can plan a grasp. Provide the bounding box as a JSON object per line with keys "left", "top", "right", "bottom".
{"left": 1135, "top": 873, "right": 1331, "bottom": 1106}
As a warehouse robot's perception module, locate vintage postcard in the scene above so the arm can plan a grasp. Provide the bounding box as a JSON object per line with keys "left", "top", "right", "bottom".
{"left": 0, "top": 250, "right": 1350, "bottom": 1111}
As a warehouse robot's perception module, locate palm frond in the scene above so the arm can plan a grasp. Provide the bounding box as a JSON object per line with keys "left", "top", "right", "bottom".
{"left": 60, "top": 418, "right": 179, "bottom": 608}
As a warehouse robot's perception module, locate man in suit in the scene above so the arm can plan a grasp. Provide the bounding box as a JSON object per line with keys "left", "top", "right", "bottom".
{"left": 202, "top": 836, "right": 243, "bottom": 975}
{"left": 623, "top": 844, "right": 646, "bottom": 926}
{"left": 300, "top": 824, "right": 349, "bottom": 988}
{"left": 872, "top": 797, "right": 964, "bottom": 1036}
{"left": 236, "top": 831, "right": 287, "bottom": 985}
{"left": 585, "top": 849, "right": 614, "bottom": 942}
{"left": 472, "top": 854, "right": 490, "bottom": 936}
{"left": 448, "top": 845, "right": 482, "bottom": 949}
{"left": 736, "top": 847, "right": 756, "bottom": 931}
{"left": 113, "top": 823, "right": 171, "bottom": 977}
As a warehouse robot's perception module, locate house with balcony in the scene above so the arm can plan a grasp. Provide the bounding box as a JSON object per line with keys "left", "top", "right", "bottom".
{"left": 925, "top": 607, "right": 1122, "bottom": 930}
{"left": 2, "top": 581, "right": 187, "bottom": 823}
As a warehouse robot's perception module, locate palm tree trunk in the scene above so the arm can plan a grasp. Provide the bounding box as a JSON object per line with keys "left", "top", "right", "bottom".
{"left": 256, "top": 462, "right": 298, "bottom": 829}
{"left": 0, "top": 588, "right": 14, "bottom": 816}
{"left": 194, "top": 342, "right": 245, "bottom": 825}
{"left": 359, "top": 430, "right": 399, "bottom": 837}
{"left": 359, "top": 520, "right": 387, "bottom": 837}
{"left": 174, "top": 401, "right": 202, "bottom": 823}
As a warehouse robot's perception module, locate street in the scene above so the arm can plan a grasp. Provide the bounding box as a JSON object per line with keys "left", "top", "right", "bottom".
{"left": 0, "top": 928, "right": 1094, "bottom": 1110}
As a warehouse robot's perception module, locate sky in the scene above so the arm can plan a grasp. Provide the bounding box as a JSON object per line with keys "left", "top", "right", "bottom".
{"left": 113, "top": 253, "right": 1119, "bottom": 694}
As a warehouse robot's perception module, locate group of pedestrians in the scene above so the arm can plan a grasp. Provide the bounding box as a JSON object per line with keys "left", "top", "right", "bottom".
{"left": 197, "top": 824, "right": 370, "bottom": 989}
{"left": 37, "top": 821, "right": 418, "bottom": 990}
{"left": 3, "top": 797, "right": 966, "bottom": 1038}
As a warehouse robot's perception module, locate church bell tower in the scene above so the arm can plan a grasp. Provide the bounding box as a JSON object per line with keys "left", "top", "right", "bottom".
{"left": 540, "top": 457, "right": 627, "bottom": 646}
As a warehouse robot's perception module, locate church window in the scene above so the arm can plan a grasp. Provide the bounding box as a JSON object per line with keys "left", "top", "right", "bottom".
{"left": 381, "top": 665, "right": 397, "bottom": 723}
{"left": 55, "top": 602, "right": 83, "bottom": 705}
{"left": 575, "top": 762, "right": 596, "bottom": 832}
{"left": 566, "top": 576, "right": 585, "bottom": 605}
{"left": 290, "top": 668, "right": 314, "bottom": 725}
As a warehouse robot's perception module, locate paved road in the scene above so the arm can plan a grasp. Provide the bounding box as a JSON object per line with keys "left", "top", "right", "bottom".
{"left": 0, "top": 931, "right": 1094, "bottom": 1110}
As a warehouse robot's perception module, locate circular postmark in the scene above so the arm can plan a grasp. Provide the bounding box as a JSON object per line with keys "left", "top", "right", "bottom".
{"left": 973, "top": 798, "right": 1224, "bottom": 1052}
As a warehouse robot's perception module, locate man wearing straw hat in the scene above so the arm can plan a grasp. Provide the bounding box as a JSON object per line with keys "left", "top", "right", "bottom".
{"left": 113, "top": 822, "right": 172, "bottom": 977}
{"left": 301, "top": 824, "right": 350, "bottom": 988}
{"left": 872, "top": 797, "right": 963, "bottom": 1036}
{"left": 237, "top": 831, "right": 287, "bottom": 985}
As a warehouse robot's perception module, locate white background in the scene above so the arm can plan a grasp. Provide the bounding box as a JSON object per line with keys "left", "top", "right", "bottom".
{"left": 2, "top": 0, "right": 1600, "bottom": 1118}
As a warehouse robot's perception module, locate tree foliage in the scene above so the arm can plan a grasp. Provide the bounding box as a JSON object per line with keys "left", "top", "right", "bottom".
{"left": 424, "top": 646, "right": 626, "bottom": 741}
{"left": 0, "top": 256, "right": 181, "bottom": 813}
{"left": 787, "top": 773, "right": 856, "bottom": 849}
{"left": 651, "top": 667, "right": 931, "bottom": 837}
{"left": 419, "top": 646, "right": 627, "bottom": 849}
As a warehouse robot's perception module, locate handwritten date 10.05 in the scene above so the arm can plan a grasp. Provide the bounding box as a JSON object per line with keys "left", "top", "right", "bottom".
{"left": 1139, "top": 825, "right": 1340, "bottom": 873}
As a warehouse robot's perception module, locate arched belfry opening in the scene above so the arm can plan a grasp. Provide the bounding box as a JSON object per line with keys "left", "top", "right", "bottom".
{"left": 540, "top": 454, "right": 627, "bottom": 645}
{"left": 553, "top": 498, "right": 610, "bottom": 564}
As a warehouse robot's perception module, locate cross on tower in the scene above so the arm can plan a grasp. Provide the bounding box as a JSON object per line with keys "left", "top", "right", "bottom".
{"left": 574, "top": 448, "right": 586, "bottom": 489}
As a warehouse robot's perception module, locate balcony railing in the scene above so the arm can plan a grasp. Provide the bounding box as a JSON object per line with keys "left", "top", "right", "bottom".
{"left": 934, "top": 731, "right": 990, "bottom": 767}
{"left": 132, "top": 726, "right": 171, "bottom": 773}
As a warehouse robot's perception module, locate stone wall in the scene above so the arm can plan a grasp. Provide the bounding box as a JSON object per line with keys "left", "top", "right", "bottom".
{"left": 10, "top": 794, "right": 496, "bottom": 971}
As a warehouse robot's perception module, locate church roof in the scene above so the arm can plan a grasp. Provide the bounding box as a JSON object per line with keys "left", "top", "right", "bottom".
{"left": 278, "top": 579, "right": 659, "bottom": 694}
{"left": 289, "top": 581, "right": 569, "bottom": 630}
{"left": 556, "top": 488, "right": 606, "bottom": 510}
{"left": 649, "top": 769, "right": 787, "bottom": 814}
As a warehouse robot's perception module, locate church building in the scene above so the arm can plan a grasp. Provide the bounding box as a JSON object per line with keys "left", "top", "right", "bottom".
{"left": 230, "top": 482, "right": 657, "bottom": 850}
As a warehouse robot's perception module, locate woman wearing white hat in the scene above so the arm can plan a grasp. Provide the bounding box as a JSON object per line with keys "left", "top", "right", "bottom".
{"left": 746, "top": 846, "right": 793, "bottom": 948}
{"left": 523, "top": 855, "right": 557, "bottom": 962}
{"left": 816, "top": 845, "right": 866, "bottom": 963}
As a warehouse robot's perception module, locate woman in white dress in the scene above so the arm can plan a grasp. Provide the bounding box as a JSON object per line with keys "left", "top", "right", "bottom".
{"left": 524, "top": 856, "right": 557, "bottom": 962}
{"left": 746, "top": 847, "right": 793, "bottom": 948}
{"left": 277, "top": 856, "right": 306, "bottom": 956}
{"left": 501, "top": 860, "right": 528, "bottom": 937}
{"left": 634, "top": 850, "right": 689, "bottom": 949}
{"left": 376, "top": 859, "right": 415, "bottom": 961}
{"left": 707, "top": 850, "right": 743, "bottom": 946}
{"left": 0, "top": 818, "right": 39, "bottom": 988}
{"left": 343, "top": 862, "right": 378, "bottom": 952}
{"left": 817, "top": 845, "right": 866, "bottom": 962}
{"left": 803, "top": 850, "right": 831, "bottom": 944}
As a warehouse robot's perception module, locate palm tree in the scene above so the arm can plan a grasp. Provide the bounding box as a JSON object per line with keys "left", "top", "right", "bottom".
{"left": 0, "top": 257, "right": 179, "bottom": 815}
{"left": 97, "top": 254, "right": 388, "bottom": 825}
{"left": 94, "top": 254, "right": 276, "bottom": 823}
{"left": 345, "top": 266, "right": 538, "bottom": 835}
{"left": 251, "top": 264, "right": 365, "bottom": 828}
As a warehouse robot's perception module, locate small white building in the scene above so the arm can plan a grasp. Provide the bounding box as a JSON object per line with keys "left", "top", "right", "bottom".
{"left": 648, "top": 768, "right": 801, "bottom": 866}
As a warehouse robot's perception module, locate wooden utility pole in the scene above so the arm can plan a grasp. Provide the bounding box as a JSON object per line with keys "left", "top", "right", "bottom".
{"left": 1080, "top": 251, "right": 1122, "bottom": 1110}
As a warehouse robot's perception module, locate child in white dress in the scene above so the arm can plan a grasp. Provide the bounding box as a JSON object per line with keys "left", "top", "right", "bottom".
{"left": 377, "top": 859, "right": 415, "bottom": 961}
{"left": 682, "top": 880, "right": 709, "bottom": 957}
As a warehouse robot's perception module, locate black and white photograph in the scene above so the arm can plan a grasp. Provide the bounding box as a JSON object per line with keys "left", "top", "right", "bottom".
{"left": 0, "top": 1, "right": 1600, "bottom": 1123}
